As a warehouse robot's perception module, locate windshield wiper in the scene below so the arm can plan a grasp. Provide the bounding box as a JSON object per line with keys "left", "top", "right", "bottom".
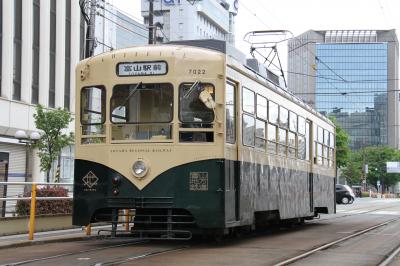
{"left": 183, "top": 81, "right": 200, "bottom": 98}
{"left": 119, "top": 82, "right": 142, "bottom": 109}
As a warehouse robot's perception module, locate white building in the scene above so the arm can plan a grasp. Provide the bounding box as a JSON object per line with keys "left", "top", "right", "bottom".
{"left": 141, "top": 0, "right": 237, "bottom": 45}
{"left": 0, "top": 0, "right": 82, "bottom": 216}
{"left": 0, "top": 0, "right": 147, "bottom": 216}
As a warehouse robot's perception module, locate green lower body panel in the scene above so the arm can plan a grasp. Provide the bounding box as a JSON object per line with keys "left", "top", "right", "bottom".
{"left": 73, "top": 159, "right": 225, "bottom": 229}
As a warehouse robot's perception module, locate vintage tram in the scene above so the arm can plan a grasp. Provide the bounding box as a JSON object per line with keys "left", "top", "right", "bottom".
{"left": 73, "top": 40, "right": 336, "bottom": 239}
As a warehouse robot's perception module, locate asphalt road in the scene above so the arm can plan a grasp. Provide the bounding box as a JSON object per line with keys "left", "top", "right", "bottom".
{"left": 0, "top": 197, "right": 399, "bottom": 266}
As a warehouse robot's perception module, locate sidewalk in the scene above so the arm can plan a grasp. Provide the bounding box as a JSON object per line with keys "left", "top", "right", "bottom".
{"left": 0, "top": 226, "right": 111, "bottom": 249}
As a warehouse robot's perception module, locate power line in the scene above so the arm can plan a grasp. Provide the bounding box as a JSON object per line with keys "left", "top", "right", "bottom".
{"left": 98, "top": 0, "right": 144, "bottom": 24}
{"left": 97, "top": 13, "right": 149, "bottom": 40}
{"left": 97, "top": 4, "right": 148, "bottom": 32}
{"left": 293, "top": 89, "right": 400, "bottom": 96}
{"left": 238, "top": 2, "right": 271, "bottom": 30}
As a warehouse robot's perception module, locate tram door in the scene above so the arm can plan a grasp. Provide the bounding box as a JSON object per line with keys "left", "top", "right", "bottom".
{"left": 0, "top": 152, "right": 9, "bottom": 217}
{"left": 225, "top": 82, "right": 239, "bottom": 222}
{"left": 306, "top": 121, "right": 313, "bottom": 213}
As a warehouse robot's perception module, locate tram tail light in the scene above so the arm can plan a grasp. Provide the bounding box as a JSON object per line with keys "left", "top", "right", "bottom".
{"left": 111, "top": 176, "right": 121, "bottom": 186}
{"left": 112, "top": 188, "right": 120, "bottom": 196}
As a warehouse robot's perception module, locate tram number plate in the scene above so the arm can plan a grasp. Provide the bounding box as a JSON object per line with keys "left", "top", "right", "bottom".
{"left": 117, "top": 61, "right": 167, "bottom": 76}
{"left": 189, "top": 172, "right": 208, "bottom": 191}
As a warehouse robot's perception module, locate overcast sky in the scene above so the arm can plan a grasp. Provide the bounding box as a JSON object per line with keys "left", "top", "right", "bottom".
{"left": 112, "top": 0, "right": 400, "bottom": 72}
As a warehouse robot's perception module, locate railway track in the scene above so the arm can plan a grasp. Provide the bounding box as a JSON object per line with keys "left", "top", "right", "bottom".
{"left": 274, "top": 217, "right": 400, "bottom": 266}
{"left": 315, "top": 201, "right": 400, "bottom": 221}
{"left": 1, "top": 238, "right": 189, "bottom": 266}
{"left": 1, "top": 239, "right": 148, "bottom": 266}
{"left": 93, "top": 246, "right": 189, "bottom": 266}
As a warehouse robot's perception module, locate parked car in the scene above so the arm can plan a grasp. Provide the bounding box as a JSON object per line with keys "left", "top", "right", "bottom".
{"left": 336, "top": 184, "right": 355, "bottom": 204}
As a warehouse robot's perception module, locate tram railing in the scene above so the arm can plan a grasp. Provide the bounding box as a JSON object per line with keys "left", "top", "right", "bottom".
{"left": 0, "top": 181, "right": 73, "bottom": 240}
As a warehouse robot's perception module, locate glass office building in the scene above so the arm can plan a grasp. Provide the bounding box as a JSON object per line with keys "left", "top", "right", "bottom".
{"left": 288, "top": 30, "right": 399, "bottom": 150}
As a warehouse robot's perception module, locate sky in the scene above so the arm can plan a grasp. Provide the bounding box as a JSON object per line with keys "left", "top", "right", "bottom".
{"left": 112, "top": 0, "right": 400, "bottom": 71}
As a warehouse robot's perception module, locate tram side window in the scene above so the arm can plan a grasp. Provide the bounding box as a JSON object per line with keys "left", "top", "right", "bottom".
{"left": 80, "top": 86, "right": 106, "bottom": 144}
{"left": 305, "top": 121, "right": 310, "bottom": 161}
{"left": 81, "top": 86, "right": 105, "bottom": 125}
{"left": 278, "top": 128, "right": 287, "bottom": 156}
{"left": 297, "top": 116, "right": 306, "bottom": 160}
{"left": 268, "top": 101, "right": 279, "bottom": 124}
{"left": 225, "top": 82, "right": 236, "bottom": 144}
{"left": 329, "top": 132, "right": 335, "bottom": 167}
{"left": 242, "top": 87, "right": 255, "bottom": 114}
{"left": 298, "top": 135, "right": 306, "bottom": 160}
{"left": 179, "top": 82, "right": 215, "bottom": 127}
{"left": 267, "top": 123, "right": 277, "bottom": 154}
{"left": 289, "top": 111, "right": 297, "bottom": 132}
{"left": 243, "top": 114, "right": 255, "bottom": 146}
{"left": 279, "top": 106, "right": 289, "bottom": 128}
{"left": 288, "top": 132, "right": 296, "bottom": 158}
{"left": 256, "top": 95, "right": 267, "bottom": 121}
{"left": 255, "top": 119, "right": 266, "bottom": 150}
{"left": 298, "top": 116, "right": 306, "bottom": 135}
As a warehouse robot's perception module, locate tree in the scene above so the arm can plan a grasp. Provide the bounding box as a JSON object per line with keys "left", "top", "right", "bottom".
{"left": 33, "top": 105, "right": 74, "bottom": 182}
{"left": 328, "top": 116, "right": 350, "bottom": 169}
{"left": 341, "top": 151, "right": 362, "bottom": 185}
{"left": 359, "top": 146, "right": 400, "bottom": 192}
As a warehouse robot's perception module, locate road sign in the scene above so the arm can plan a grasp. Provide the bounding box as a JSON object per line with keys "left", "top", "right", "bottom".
{"left": 377, "top": 180, "right": 381, "bottom": 187}
{"left": 386, "top": 162, "right": 400, "bottom": 173}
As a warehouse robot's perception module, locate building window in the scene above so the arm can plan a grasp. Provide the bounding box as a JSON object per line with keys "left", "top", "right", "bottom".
{"left": 13, "top": 0, "right": 23, "bottom": 101}
{"left": 64, "top": 0, "right": 71, "bottom": 110}
{"left": 49, "top": 0, "right": 56, "bottom": 107}
{"left": 32, "top": 0, "right": 40, "bottom": 104}
{"left": 80, "top": 12, "right": 85, "bottom": 59}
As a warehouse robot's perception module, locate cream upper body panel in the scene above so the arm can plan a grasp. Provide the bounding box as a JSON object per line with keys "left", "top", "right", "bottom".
{"left": 75, "top": 45, "right": 227, "bottom": 190}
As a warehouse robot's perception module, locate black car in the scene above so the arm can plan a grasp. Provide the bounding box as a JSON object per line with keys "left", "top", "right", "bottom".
{"left": 336, "top": 184, "right": 355, "bottom": 204}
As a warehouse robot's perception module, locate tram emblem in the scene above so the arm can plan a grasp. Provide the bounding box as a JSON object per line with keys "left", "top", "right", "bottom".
{"left": 82, "top": 171, "right": 99, "bottom": 190}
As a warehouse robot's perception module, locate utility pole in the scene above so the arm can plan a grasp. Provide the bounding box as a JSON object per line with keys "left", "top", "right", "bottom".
{"left": 148, "top": 0, "right": 154, "bottom": 44}
{"left": 85, "top": 0, "right": 97, "bottom": 58}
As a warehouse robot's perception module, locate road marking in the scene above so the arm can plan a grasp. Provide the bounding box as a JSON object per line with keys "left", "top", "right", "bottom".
{"left": 77, "top": 258, "right": 91, "bottom": 260}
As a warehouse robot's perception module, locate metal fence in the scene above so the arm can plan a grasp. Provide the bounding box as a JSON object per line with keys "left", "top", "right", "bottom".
{"left": 0, "top": 182, "right": 73, "bottom": 240}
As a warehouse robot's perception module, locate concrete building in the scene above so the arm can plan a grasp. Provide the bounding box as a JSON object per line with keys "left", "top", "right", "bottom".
{"left": 141, "top": 0, "right": 238, "bottom": 45}
{"left": 0, "top": 0, "right": 147, "bottom": 216}
{"left": 0, "top": 0, "right": 82, "bottom": 216}
{"left": 288, "top": 30, "right": 399, "bottom": 150}
{"left": 95, "top": 2, "right": 148, "bottom": 54}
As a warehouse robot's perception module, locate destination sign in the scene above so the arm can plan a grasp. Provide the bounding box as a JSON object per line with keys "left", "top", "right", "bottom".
{"left": 117, "top": 61, "right": 167, "bottom": 76}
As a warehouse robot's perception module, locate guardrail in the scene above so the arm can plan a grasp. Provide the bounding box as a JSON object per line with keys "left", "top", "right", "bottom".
{"left": 0, "top": 182, "right": 73, "bottom": 240}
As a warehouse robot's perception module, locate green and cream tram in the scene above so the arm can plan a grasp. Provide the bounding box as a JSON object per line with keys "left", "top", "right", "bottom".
{"left": 73, "top": 40, "right": 336, "bottom": 239}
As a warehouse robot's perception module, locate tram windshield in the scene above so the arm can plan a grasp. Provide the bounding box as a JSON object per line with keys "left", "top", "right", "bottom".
{"left": 179, "top": 82, "right": 215, "bottom": 125}
{"left": 111, "top": 83, "right": 173, "bottom": 123}
{"left": 110, "top": 83, "right": 173, "bottom": 141}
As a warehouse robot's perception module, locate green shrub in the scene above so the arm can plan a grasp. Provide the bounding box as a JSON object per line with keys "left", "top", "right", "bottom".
{"left": 361, "top": 192, "right": 370, "bottom": 198}
{"left": 15, "top": 186, "right": 72, "bottom": 216}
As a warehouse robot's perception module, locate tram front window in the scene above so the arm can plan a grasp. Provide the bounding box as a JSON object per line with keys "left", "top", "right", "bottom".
{"left": 110, "top": 83, "right": 173, "bottom": 141}
{"left": 179, "top": 82, "right": 215, "bottom": 128}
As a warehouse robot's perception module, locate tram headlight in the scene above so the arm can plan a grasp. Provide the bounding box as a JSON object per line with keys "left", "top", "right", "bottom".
{"left": 132, "top": 160, "right": 148, "bottom": 178}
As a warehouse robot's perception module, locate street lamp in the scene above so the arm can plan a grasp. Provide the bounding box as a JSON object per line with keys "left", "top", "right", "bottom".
{"left": 15, "top": 130, "right": 40, "bottom": 144}
{"left": 14, "top": 130, "right": 40, "bottom": 183}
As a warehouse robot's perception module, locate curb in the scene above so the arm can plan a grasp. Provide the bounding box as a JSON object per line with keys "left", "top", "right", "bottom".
{"left": 0, "top": 235, "right": 102, "bottom": 250}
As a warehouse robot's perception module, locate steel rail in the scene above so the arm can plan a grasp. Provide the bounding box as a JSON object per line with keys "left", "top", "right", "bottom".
{"left": 313, "top": 202, "right": 400, "bottom": 222}
{"left": 94, "top": 246, "right": 190, "bottom": 266}
{"left": 0, "top": 239, "right": 148, "bottom": 266}
{"left": 378, "top": 243, "right": 400, "bottom": 266}
{"left": 274, "top": 217, "right": 400, "bottom": 266}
